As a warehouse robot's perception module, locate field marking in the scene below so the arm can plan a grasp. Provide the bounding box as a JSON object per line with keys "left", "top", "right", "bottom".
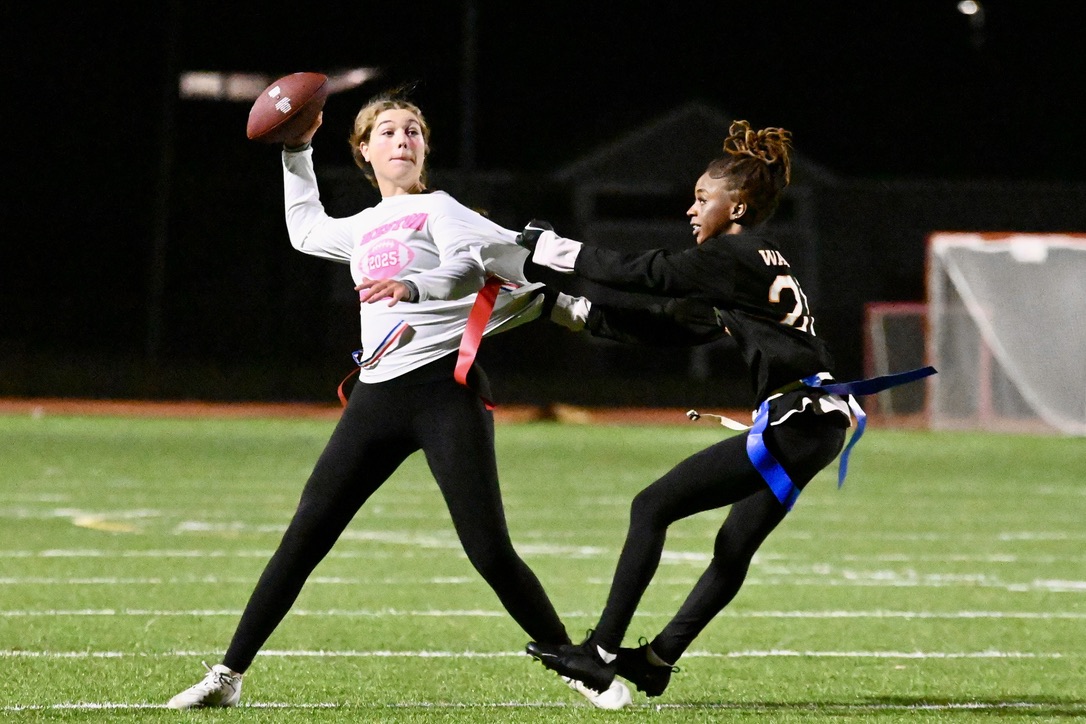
{"left": 736, "top": 609, "right": 1086, "bottom": 619}
{"left": 0, "top": 546, "right": 610, "bottom": 559}
{"left": 3, "top": 608, "right": 1085, "bottom": 620}
{"left": 0, "top": 608, "right": 502, "bottom": 617}
{"left": 10, "top": 504, "right": 1086, "bottom": 547}
{"left": 2, "top": 564, "right": 1086, "bottom": 594}
{"left": 4, "top": 546, "right": 1086, "bottom": 565}
{"left": 6, "top": 570, "right": 1085, "bottom": 594}
{"left": 166, "top": 526, "right": 1086, "bottom": 543}
{"left": 2, "top": 701, "right": 1080, "bottom": 714}
{"left": 0, "top": 576, "right": 476, "bottom": 585}
{"left": 772, "top": 530, "right": 1086, "bottom": 542}
{"left": 759, "top": 552, "right": 1086, "bottom": 563}
{"left": 2, "top": 702, "right": 341, "bottom": 711}
{"left": 735, "top": 576, "right": 1086, "bottom": 592}
{"left": 0, "top": 507, "right": 160, "bottom": 521}
{"left": 0, "top": 649, "right": 1067, "bottom": 660}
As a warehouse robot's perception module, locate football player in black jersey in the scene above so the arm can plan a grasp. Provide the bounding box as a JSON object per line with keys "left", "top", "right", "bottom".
{"left": 520, "top": 121, "right": 852, "bottom": 698}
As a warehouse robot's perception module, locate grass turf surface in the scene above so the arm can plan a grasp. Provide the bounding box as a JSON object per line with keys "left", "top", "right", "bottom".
{"left": 1, "top": 412, "right": 1084, "bottom": 721}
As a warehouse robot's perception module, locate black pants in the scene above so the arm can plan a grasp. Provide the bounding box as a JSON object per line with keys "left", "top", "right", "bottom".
{"left": 223, "top": 360, "right": 569, "bottom": 673}
{"left": 592, "top": 412, "right": 847, "bottom": 663}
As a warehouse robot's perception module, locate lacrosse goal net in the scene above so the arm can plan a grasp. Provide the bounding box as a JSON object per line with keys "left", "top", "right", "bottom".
{"left": 925, "top": 232, "right": 1086, "bottom": 435}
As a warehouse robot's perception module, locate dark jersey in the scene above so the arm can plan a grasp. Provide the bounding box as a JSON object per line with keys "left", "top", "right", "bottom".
{"left": 574, "top": 228, "right": 836, "bottom": 404}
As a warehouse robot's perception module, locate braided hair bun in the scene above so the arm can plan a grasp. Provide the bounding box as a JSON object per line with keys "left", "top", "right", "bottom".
{"left": 707, "top": 120, "right": 794, "bottom": 226}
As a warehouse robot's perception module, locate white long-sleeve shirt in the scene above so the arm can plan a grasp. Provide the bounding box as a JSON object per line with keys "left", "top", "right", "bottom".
{"left": 283, "top": 147, "right": 542, "bottom": 382}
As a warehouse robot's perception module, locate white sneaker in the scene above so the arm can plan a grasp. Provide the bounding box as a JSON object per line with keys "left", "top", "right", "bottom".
{"left": 563, "top": 675, "right": 632, "bottom": 710}
{"left": 167, "top": 662, "right": 243, "bottom": 709}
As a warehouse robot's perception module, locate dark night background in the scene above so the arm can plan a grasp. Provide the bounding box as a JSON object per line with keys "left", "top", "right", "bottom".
{"left": 4, "top": 1, "right": 1086, "bottom": 406}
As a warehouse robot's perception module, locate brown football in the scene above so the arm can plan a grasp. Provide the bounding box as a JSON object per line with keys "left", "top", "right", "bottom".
{"left": 246, "top": 72, "right": 329, "bottom": 144}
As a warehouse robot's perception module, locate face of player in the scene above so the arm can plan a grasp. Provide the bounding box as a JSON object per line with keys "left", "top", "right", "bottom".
{"left": 686, "top": 172, "right": 746, "bottom": 243}
{"left": 360, "top": 109, "right": 428, "bottom": 196}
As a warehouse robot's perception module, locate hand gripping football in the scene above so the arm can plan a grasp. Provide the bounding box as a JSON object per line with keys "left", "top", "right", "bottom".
{"left": 246, "top": 72, "right": 329, "bottom": 144}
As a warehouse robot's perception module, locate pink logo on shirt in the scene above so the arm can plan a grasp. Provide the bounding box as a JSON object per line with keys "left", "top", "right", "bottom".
{"left": 359, "top": 213, "right": 428, "bottom": 246}
{"left": 359, "top": 238, "right": 415, "bottom": 279}
{"left": 356, "top": 213, "right": 426, "bottom": 279}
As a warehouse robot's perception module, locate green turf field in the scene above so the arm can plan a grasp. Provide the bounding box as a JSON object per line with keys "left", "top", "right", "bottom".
{"left": 1, "top": 412, "right": 1084, "bottom": 721}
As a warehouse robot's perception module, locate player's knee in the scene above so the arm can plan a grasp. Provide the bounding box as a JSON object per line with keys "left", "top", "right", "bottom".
{"left": 629, "top": 487, "right": 670, "bottom": 530}
{"left": 465, "top": 540, "right": 517, "bottom": 580}
{"left": 279, "top": 507, "right": 343, "bottom": 557}
{"left": 711, "top": 529, "right": 757, "bottom": 572}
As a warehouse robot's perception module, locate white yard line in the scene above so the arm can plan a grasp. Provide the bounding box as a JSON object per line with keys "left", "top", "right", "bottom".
{"left": 3, "top": 545, "right": 1086, "bottom": 564}
{"left": 2, "top": 608, "right": 1085, "bottom": 620}
{"left": 3, "top": 555, "right": 1086, "bottom": 592}
{"left": 0, "top": 576, "right": 475, "bottom": 585}
{"left": 1, "top": 700, "right": 1076, "bottom": 713}
{"left": 0, "top": 649, "right": 1067, "bottom": 659}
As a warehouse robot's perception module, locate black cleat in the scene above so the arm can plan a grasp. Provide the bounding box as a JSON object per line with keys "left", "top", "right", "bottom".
{"left": 615, "top": 641, "right": 679, "bottom": 697}
{"left": 526, "top": 638, "right": 616, "bottom": 694}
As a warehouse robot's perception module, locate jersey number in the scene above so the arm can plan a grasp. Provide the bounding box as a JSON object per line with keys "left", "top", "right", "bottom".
{"left": 769, "top": 275, "right": 814, "bottom": 333}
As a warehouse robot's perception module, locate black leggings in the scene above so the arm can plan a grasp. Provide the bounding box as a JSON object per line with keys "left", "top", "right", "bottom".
{"left": 592, "top": 414, "right": 846, "bottom": 663}
{"left": 223, "top": 362, "right": 570, "bottom": 673}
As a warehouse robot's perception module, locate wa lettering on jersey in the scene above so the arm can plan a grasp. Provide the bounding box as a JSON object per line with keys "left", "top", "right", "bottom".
{"left": 757, "top": 249, "right": 790, "bottom": 267}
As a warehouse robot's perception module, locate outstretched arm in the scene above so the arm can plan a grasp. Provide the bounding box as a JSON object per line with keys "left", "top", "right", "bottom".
{"left": 586, "top": 297, "right": 723, "bottom": 347}
{"left": 518, "top": 221, "right": 727, "bottom": 299}
{"left": 547, "top": 289, "right": 723, "bottom": 347}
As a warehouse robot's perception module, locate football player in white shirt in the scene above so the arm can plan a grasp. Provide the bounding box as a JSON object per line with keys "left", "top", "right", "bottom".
{"left": 168, "top": 91, "right": 630, "bottom": 711}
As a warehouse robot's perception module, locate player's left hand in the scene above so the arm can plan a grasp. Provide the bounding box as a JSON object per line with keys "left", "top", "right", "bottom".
{"left": 356, "top": 278, "right": 415, "bottom": 306}
{"left": 515, "top": 219, "right": 555, "bottom": 252}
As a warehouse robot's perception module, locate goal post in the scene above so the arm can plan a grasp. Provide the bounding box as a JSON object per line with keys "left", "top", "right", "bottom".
{"left": 926, "top": 232, "right": 1086, "bottom": 435}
